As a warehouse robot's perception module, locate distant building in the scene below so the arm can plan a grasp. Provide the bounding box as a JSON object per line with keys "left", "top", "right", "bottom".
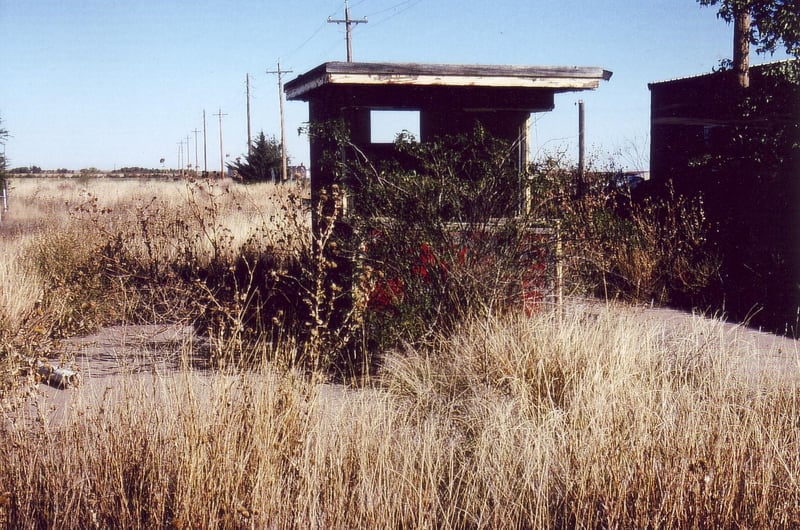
{"left": 288, "top": 164, "right": 307, "bottom": 181}
{"left": 648, "top": 61, "right": 799, "bottom": 187}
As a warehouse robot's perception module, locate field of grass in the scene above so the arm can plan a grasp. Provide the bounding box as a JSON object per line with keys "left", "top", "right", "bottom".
{"left": 1, "top": 177, "right": 799, "bottom": 528}
{"left": 0, "top": 177, "right": 307, "bottom": 362}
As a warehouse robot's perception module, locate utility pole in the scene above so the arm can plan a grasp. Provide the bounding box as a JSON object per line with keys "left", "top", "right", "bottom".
{"left": 577, "top": 99, "right": 585, "bottom": 198}
{"left": 328, "top": 0, "right": 367, "bottom": 62}
{"left": 185, "top": 135, "right": 191, "bottom": 171}
{"left": 177, "top": 141, "right": 184, "bottom": 178}
{"left": 192, "top": 128, "right": 201, "bottom": 174}
{"left": 203, "top": 110, "right": 208, "bottom": 176}
{"left": 214, "top": 108, "right": 228, "bottom": 178}
{"left": 246, "top": 73, "right": 253, "bottom": 154}
{"left": 1, "top": 145, "right": 7, "bottom": 215}
{"left": 267, "top": 60, "right": 293, "bottom": 182}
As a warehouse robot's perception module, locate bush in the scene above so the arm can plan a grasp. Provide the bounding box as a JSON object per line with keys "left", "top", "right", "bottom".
{"left": 329, "top": 126, "right": 558, "bottom": 353}
{"left": 314, "top": 124, "right": 718, "bottom": 356}
{"left": 529, "top": 154, "right": 719, "bottom": 307}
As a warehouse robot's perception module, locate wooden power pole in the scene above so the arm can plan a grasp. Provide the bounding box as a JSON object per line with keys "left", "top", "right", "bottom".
{"left": 203, "top": 110, "right": 208, "bottom": 175}
{"left": 267, "top": 60, "right": 293, "bottom": 182}
{"left": 177, "top": 141, "right": 184, "bottom": 178}
{"left": 577, "top": 99, "right": 585, "bottom": 198}
{"left": 192, "top": 128, "right": 200, "bottom": 174}
{"left": 328, "top": 0, "right": 367, "bottom": 62}
{"left": 214, "top": 108, "right": 228, "bottom": 178}
{"left": 246, "top": 73, "right": 253, "bottom": 154}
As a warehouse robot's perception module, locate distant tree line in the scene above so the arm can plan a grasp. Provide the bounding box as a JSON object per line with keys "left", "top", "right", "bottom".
{"left": 5, "top": 167, "right": 175, "bottom": 176}
{"left": 9, "top": 166, "right": 43, "bottom": 174}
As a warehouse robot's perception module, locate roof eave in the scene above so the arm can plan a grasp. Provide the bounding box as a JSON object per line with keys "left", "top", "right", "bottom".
{"left": 285, "top": 62, "right": 612, "bottom": 101}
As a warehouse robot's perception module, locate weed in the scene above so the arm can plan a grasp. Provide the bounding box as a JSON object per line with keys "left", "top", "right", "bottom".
{"left": 2, "top": 303, "right": 798, "bottom": 528}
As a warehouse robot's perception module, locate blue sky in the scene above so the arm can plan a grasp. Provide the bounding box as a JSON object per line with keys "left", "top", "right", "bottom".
{"left": 0, "top": 0, "right": 789, "bottom": 171}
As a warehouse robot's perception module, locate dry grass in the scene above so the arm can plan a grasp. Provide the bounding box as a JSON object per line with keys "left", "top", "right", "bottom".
{"left": 0, "top": 243, "right": 41, "bottom": 334}
{"left": 2, "top": 303, "right": 799, "bottom": 528}
{"left": 1, "top": 177, "right": 799, "bottom": 528}
{"left": 2, "top": 176, "right": 304, "bottom": 262}
{"left": 0, "top": 175, "right": 308, "bottom": 411}
{"left": 0, "top": 177, "right": 306, "bottom": 338}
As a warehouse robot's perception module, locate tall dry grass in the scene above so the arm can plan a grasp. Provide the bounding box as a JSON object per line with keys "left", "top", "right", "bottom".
{"left": 1, "top": 176, "right": 309, "bottom": 409}
{"left": 0, "top": 177, "right": 305, "bottom": 341}
{"left": 2, "top": 302, "right": 799, "bottom": 528}
{"left": 2, "top": 176, "right": 302, "bottom": 268}
{"left": 1, "top": 177, "right": 798, "bottom": 528}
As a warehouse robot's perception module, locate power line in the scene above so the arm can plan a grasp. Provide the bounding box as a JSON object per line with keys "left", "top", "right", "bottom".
{"left": 192, "top": 128, "right": 200, "bottom": 172}
{"left": 363, "top": 0, "right": 420, "bottom": 18}
{"left": 328, "top": 0, "right": 367, "bottom": 62}
{"left": 285, "top": 20, "right": 330, "bottom": 59}
{"left": 284, "top": 0, "right": 421, "bottom": 63}
{"left": 362, "top": 0, "right": 424, "bottom": 30}
{"left": 214, "top": 108, "right": 228, "bottom": 177}
{"left": 282, "top": 2, "right": 352, "bottom": 60}
{"left": 266, "top": 61, "right": 294, "bottom": 182}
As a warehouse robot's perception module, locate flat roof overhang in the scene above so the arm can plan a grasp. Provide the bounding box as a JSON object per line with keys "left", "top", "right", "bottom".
{"left": 285, "top": 62, "right": 613, "bottom": 104}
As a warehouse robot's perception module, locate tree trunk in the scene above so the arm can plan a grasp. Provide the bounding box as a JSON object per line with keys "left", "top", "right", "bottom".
{"left": 733, "top": 6, "right": 751, "bottom": 88}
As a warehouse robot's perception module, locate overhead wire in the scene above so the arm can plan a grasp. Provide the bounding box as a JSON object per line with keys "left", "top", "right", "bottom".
{"left": 282, "top": 1, "right": 349, "bottom": 61}
{"left": 361, "top": 0, "right": 424, "bottom": 31}
{"left": 283, "top": 0, "right": 425, "bottom": 62}
{"left": 362, "top": 0, "right": 421, "bottom": 18}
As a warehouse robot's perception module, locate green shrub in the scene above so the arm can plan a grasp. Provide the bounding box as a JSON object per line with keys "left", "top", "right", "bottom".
{"left": 329, "top": 126, "right": 558, "bottom": 354}
{"left": 314, "top": 124, "right": 718, "bottom": 357}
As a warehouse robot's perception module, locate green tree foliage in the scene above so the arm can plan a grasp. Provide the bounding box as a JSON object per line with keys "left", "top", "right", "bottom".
{"left": 344, "top": 127, "right": 539, "bottom": 346}
{"left": 697, "top": 61, "right": 800, "bottom": 176}
{"left": 228, "top": 131, "right": 284, "bottom": 183}
{"left": 698, "top": 0, "right": 800, "bottom": 56}
{"left": 9, "top": 166, "right": 42, "bottom": 174}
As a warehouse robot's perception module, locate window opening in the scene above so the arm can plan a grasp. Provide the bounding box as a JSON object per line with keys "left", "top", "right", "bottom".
{"left": 370, "top": 110, "right": 420, "bottom": 143}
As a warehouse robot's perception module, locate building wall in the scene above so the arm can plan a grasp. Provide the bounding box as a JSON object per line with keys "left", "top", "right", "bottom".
{"left": 648, "top": 61, "right": 800, "bottom": 332}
